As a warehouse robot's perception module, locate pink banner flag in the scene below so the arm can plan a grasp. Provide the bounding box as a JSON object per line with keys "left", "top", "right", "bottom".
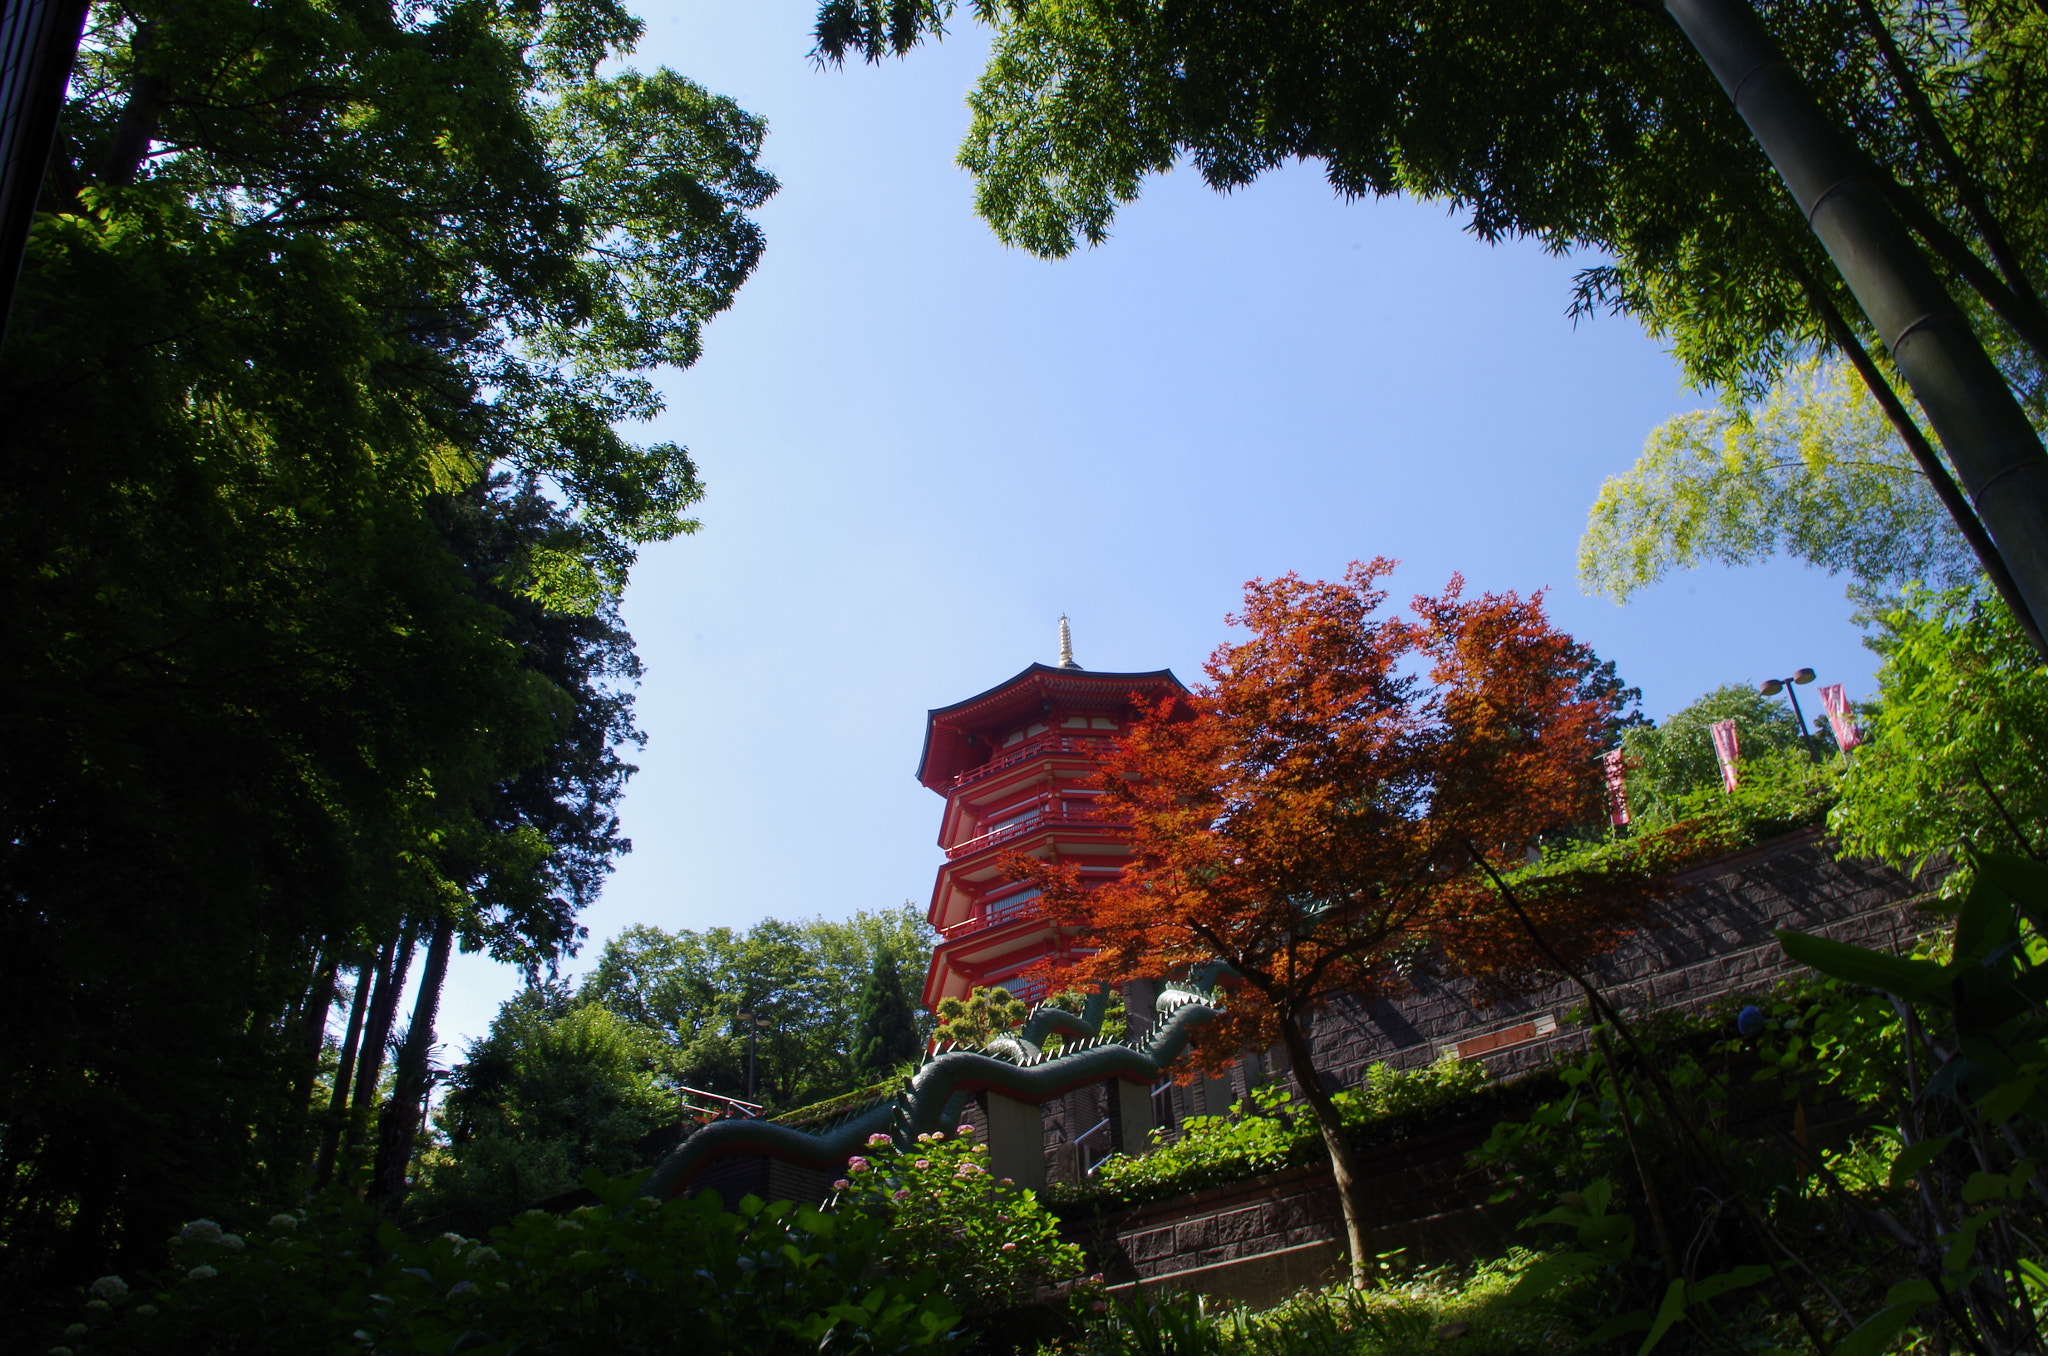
{"left": 1818, "top": 683, "right": 1862, "bottom": 752}
{"left": 1603, "top": 748, "right": 1631, "bottom": 826}
{"left": 1710, "top": 719, "right": 1741, "bottom": 791}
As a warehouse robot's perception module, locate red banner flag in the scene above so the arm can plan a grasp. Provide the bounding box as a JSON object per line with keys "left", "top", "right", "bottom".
{"left": 1710, "top": 719, "right": 1741, "bottom": 791}
{"left": 1603, "top": 748, "right": 1631, "bottom": 826}
{"left": 1818, "top": 683, "right": 1862, "bottom": 752}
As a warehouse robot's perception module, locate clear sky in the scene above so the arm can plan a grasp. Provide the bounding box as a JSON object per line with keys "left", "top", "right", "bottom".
{"left": 432, "top": 0, "right": 1884, "bottom": 1054}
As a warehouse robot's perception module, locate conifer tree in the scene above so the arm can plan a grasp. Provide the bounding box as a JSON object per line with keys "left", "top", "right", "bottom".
{"left": 849, "top": 952, "right": 924, "bottom": 1079}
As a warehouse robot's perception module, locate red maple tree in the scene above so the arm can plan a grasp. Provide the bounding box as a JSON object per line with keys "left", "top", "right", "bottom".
{"left": 1009, "top": 560, "right": 1707, "bottom": 1283}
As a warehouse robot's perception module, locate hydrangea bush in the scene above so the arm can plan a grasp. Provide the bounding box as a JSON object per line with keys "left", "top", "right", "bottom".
{"left": 832, "top": 1124, "right": 1090, "bottom": 1318}
{"left": 49, "top": 1172, "right": 960, "bottom": 1355}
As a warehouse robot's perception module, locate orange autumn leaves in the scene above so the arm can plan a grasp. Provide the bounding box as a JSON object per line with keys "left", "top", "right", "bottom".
{"left": 1005, "top": 560, "right": 1708, "bottom": 1065}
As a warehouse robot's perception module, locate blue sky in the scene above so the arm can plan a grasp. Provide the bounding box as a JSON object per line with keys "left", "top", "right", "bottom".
{"left": 434, "top": 0, "right": 1884, "bottom": 1051}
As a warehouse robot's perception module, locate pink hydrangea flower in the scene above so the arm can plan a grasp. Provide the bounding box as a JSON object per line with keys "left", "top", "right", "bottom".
{"left": 1001, "top": 1242, "right": 1017, "bottom": 1252}
{"left": 893, "top": 1189, "right": 911, "bottom": 1201}
{"left": 914, "top": 1159, "right": 930, "bottom": 1170}
{"left": 868, "top": 1133, "right": 893, "bottom": 1147}
{"left": 832, "top": 1179, "right": 851, "bottom": 1191}
{"left": 956, "top": 1124, "right": 975, "bottom": 1137}
{"left": 847, "top": 1157, "right": 868, "bottom": 1172}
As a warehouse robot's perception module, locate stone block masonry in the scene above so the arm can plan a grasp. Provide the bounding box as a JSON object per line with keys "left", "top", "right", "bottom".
{"left": 1065, "top": 830, "right": 1941, "bottom": 1306}
{"left": 1296, "top": 828, "right": 1939, "bottom": 1089}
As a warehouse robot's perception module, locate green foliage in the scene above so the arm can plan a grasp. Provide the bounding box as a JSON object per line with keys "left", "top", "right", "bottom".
{"left": 54, "top": 1173, "right": 961, "bottom": 1355}
{"left": 933, "top": 985, "right": 1031, "bottom": 1047}
{"left": 580, "top": 905, "right": 936, "bottom": 1111}
{"left": 1616, "top": 683, "right": 1810, "bottom": 823}
{"left": 1580, "top": 361, "right": 1978, "bottom": 604}
{"left": 852, "top": 952, "right": 927, "bottom": 1080}
{"left": 412, "top": 990, "right": 679, "bottom": 1225}
{"left": 2, "top": 0, "right": 775, "bottom": 1304}
{"left": 1831, "top": 583, "right": 2048, "bottom": 885}
{"left": 1053, "top": 1257, "right": 1579, "bottom": 1356}
{"left": 813, "top": 0, "right": 2048, "bottom": 412}
{"left": 1065, "top": 1056, "right": 1490, "bottom": 1208}
{"left": 834, "top": 1125, "right": 1089, "bottom": 1319}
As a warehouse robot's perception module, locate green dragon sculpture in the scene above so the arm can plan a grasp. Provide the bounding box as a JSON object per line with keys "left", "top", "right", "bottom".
{"left": 642, "top": 984, "right": 1221, "bottom": 1200}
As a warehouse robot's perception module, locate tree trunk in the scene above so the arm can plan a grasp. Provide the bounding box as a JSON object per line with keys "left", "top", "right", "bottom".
{"left": 370, "top": 911, "right": 453, "bottom": 1205}
{"left": 1782, "top": 251, "right": 2048, "bottom": 654}
{"left": 98, "top": 23, "right": 167, "bottom": 187}
{"left": 1278, "top": 1010, "right": 1374, "bottom": 1287}
{"left": 291, "top": 951, "right": 340, "bottom": 1110}
{"left": 346, "top": 918, "right": 416, "bottom": 1160}
{"left": 1665, "top": 0, "right": 2048, "bottom": 660}
{"left": 314, "top": 945, "right": 378, "bottom": 1186}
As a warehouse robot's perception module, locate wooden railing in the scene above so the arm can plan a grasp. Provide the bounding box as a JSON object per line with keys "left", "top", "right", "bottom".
{"left": 950, "top": 735, "right": 1097, "bottom": 789}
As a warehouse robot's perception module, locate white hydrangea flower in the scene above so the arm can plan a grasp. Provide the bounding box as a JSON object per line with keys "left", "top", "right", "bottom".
{"left": 464, "top": 1247, "right": 500, "bottom": 1267}
{"left": 135, "top": 1305, "right": 158, "bottom": 1318}
{"left": 63, "top": 1325, "right": 89, "bottom": 1339}
{"left": 440, "top": 1232, "right": 467, "bottom": 1248}
{"left": 217, "top": 1234, "right": 245, "bottom": 1251}
{"left": 88, "top": 1275, "right": 128, "bottom": 1300}
{"left": 268, "top": 1213, "right": 299, "bottom": 1231}
{"left": 84, "top": 1301, "right": 111, "bottom": 1316}
{"left": 555, "top": 1219, "right": 582, "bottom": 1232}
{"left": 187, "top": 1265, "right": 219, "bottom": 1281}
{"left": 180, "top": 1219, "right": 223, "bottom": 1244}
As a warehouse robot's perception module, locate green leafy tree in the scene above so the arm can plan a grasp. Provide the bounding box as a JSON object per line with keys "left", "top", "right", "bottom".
{"left": 812, "top": 0, "right": 2048, "bottom": 644}
{"left": 1831, "top": 584, "right": 2048, "bottom": 882}
{"left": 1580, "top": 361, "right": 1979, "bottom": 604}
{"left": 850, "top": 952, "right": 926, "bottom": 1080}
{"left": 1619, "top": 684, "right": 1809, "bottom": 823}
{"left": 412, "top": 987, "right": 677, "bottom": 1225}
{"left": 580, "top": 907, "right": 935, "bottom": 1111}
{"left": 0, "top": 0, "right": 773, "bottom": 1304}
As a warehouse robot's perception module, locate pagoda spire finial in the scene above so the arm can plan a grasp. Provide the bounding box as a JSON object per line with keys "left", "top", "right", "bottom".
{"left": 1058, "top": 615, "right": 1080, "bottom": 669}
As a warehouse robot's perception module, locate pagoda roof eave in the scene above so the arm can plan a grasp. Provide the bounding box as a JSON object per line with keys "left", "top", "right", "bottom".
{"left": 914, "top": 663, "right": 1184, "bottom": 790}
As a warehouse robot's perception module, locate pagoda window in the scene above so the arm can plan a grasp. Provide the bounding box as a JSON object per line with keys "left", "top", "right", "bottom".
{"left": 1060, "top": 715, "right": 1089, "bottom": 729}
{"left": 1090, "top": 717, "right": 1117, "bottom": 729}
{"left": 983, "top": 886, "right": 1041, "bottom": 923}
{"left": 985, "top": 803, "right": 1043, "bottom": 834}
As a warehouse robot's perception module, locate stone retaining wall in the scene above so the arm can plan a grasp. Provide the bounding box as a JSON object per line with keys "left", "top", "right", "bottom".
{"left": 1157, "top": 828, "right": 1937, "bottom": 1121}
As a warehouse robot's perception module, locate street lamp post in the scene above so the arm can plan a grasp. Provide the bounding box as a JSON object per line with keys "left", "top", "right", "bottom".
{"left": 1760, "top": 668, "right": 1819, "bottom": 762}
{"left": 735, "top": 1007, "right": 772, "bottom": 1102}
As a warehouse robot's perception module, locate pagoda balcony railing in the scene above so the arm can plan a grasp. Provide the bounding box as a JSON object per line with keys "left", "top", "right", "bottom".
{"left": 938, "top": 896, "right": 1045, "bottom": 940}
{"left": 950, "top": 734, "right": 1100, "bottom": 789}
{"left": 944, "top": 805, "right": 1127, "bottom": 860}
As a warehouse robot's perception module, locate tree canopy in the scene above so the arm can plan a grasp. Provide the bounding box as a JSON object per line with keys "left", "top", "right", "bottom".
{"left": 814, "top": 0, "right": 2048, "bottom": 644}
{"left": 0, "top": 0, "right": 774, "bottom": 1304}
{"left": 1580, "top": 361, "right": 1979, "bottom": 605}
{"left": 580, "top": 906, "right": 936, "bottom": 1111}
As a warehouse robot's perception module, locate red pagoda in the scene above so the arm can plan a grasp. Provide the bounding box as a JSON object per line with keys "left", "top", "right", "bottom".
{"left": 915, "top": 620, "right": 1184, "bottom": 1011}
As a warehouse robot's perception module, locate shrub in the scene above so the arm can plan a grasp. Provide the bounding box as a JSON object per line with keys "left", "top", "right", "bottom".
{"left": 56, "top": 1171, "right": 961, "bottom": 1355}
{"left": 832, "top": 1125, "right": 1090, "bottom": 1319}
{"left": 1063, "top": 1055, "right": 1492, "bottom": 1208}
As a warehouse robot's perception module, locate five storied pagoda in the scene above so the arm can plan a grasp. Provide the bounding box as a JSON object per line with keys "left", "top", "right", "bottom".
{"left": 914, "top": 619, "right": 1184, "bottom": 1012}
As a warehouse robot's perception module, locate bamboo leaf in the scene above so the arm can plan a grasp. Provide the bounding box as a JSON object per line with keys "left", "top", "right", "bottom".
{"left": 1888, "top": 1135, "right": 1953, "bottom": 1188}
{"left": 1635, "top": 1279, "right": 1688, "bottom": 1356}
{"left": 1832, "top": 1302, "right": 1923, "bottom": 1356}
{"left": 1776, "top": 931, "right": 1949, "bottom": 1001}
